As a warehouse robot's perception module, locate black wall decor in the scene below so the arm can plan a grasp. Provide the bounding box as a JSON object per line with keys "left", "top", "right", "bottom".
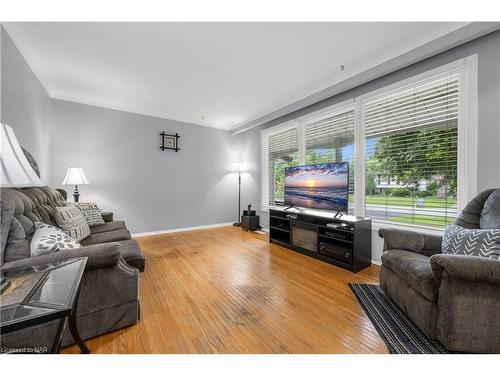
{"left": 160, "top": 132, "right": 180, "bottom": 152}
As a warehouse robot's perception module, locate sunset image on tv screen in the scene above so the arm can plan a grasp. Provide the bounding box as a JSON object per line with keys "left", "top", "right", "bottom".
{"left": 284, "top": 162, "right": 349, "bottom": 211}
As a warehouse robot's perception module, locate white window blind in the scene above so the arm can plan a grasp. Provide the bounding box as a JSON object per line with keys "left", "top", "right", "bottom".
{"left": 364, "top": 76, "right": 459, "bottom": 228}
{"left": 263, "top": 126, "right": 299, "bottom": 207}
{"left": 304, "top": 110, "right": 355, "bottom": 214}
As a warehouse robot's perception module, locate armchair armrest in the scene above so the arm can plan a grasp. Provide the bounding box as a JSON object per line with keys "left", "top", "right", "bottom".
{"left": 1, "top": 242, "right": 122, "bottom": 272}
{"left": 101, "top": 211, "right": 113, "bottom": 223}
{"left": 378, "top": 228, "right": 442, "bottom": 256}
{"left": 430, "top": 253, "right": 500, "bottom": 286}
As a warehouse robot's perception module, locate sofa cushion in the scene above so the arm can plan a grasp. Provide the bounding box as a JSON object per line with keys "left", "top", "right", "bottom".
{"left": 116, "top": 239, "right": 145, "bottom": 272}
{"left": 3, "top": 211, "right": 31, "bottom": 264}
{"left": 1, "top": 201, "right": 13, "bottom": 265}
{"left": 54, "top": 206, "right": 91, "bottom": 242}
{"left": 441, "top": 224, "right": 500, "bottom": 260}
{"left": 89, "top": 220, "right": 127, "bottom": 235}
{"left": 381, "top": 250, "right": 438, "bottom": 301}
{"left": 72, "top": 202, "right": 105, "bottom": 227}
{"left": 480, "top": 189, "right": 500, "bottom": 229}
{"left": 80, "top": 228, "right": 131, "bottom": 246}
{"left": 30, "top": 222, "right": 81, "bottom": 256}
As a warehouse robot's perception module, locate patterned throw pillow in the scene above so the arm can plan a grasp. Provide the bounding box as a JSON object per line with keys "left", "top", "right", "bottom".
{"left": 441, "top": 224, "right": 500, "bottom": 260}
{"left": 71, "top": 202, "right": 105, "bottom": 227}
{"left": 53, "top": 206, "right": 90, "bottom": 242}
{"left": 30, "top": 222, "right": 81, "bottom": 257}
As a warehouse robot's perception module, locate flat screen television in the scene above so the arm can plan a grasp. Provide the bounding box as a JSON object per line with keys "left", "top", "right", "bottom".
{"left": 284, "top": 162, "right": 349, "bottom": 212}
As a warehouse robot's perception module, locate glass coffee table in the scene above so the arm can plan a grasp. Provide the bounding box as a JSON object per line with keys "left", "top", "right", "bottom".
{"left": 0, "top": 257, "right": 90, "bottom": 354}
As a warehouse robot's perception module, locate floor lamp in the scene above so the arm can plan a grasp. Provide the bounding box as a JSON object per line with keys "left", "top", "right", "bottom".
{"left": 233, "top": 161, "right": 248, "bottom": 227}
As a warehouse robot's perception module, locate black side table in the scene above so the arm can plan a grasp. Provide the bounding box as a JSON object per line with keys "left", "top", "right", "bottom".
{"left": 0, "top": 257, "right": 90, "bottom": 354}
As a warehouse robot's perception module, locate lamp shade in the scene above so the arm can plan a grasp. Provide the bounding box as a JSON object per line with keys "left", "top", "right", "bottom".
{"left": 233, "top": 161, "right": 248, "bottom": 173}
{"left": 61, "top": 168, "right": 89, "bottom": 185}
{"left": 0, "top": 123, "right": 44, "bottom": 187}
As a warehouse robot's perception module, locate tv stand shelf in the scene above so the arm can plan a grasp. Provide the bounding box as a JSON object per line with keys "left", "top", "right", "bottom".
{"left": 269, "top": 207, "right": 372, "bottom": 273}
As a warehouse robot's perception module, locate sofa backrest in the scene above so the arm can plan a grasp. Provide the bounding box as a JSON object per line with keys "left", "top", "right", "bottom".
{"left": 16, "top": 187, "right": 67, "bottom": 226}
{"left": 0, "top": 186, "right": 67, "bottom": 265}
{"left": 455, "top": 189, "right": 500, "bottom": 229}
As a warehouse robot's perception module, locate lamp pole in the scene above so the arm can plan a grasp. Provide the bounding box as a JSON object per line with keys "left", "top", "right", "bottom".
{"left": 233, "top": 170, "right": 241, "bottom": 227}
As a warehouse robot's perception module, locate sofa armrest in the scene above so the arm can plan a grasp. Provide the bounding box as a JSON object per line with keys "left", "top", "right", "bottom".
{"left": 430, "top": 253, "right": 500, "bottom": 286}
{"left": 1, "top": 242, "right": 122, "bottom": 272}
{"left": 101, "top": 211, "right": 113, "bottom": 223}
{"left": 378, "top": 228, "right": 442, "bottom": 256}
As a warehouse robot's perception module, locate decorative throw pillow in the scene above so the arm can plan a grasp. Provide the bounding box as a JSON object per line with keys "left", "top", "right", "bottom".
{"left": 441, "top": 224, "right": 500, "bottom": 260}
{"left": 53, "top": 206, "right": 90, "bottom": 242}
{"left": 30, "top": 222, "right": 81, "bottom": 257}
{"left": 71, "top": 202, "right": 105, "bottom": 227}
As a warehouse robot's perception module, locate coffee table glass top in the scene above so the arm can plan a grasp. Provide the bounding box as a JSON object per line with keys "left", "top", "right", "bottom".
{"left": 0, "top": 258, "right": 87, "bottom": 333}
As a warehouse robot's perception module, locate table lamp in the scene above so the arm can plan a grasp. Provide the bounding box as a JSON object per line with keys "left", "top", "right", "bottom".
{"left": 1, "top": 123, "right": 43, "bottom": 186}
{"left": 62, "top": 168, "right": 89, "bottom": 202}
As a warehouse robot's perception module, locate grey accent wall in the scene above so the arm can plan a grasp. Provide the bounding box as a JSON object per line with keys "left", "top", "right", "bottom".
{"left": 236, "top": 29, "right": 500, "bottom": 261}
{"left": 0, "top": 26, "right": 52, "bottom": 180}
{"left": 48, "top": 99, "right": 240, "bottom": 234}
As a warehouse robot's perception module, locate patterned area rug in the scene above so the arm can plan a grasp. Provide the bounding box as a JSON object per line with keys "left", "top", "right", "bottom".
{"left": 349, "top": 284, "right": 452, "bottom": 354}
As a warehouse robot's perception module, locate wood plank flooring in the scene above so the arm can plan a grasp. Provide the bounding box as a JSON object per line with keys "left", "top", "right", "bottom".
{"left": 63, "top": 226, "right": 387, "bottom": 354}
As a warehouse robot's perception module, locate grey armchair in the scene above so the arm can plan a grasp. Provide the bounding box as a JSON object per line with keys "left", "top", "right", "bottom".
{"left": 378, "top": 189, "right": 500, "bottom": 353}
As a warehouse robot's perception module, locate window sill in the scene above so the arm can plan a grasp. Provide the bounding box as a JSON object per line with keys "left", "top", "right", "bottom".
{"left": 370, "top": 219, "right": 444, "bottom": 235}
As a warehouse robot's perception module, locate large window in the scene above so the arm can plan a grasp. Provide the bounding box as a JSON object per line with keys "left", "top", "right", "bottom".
{"left": 261, "top": 57, "right": 476, "bottom": 230}
{"left": 364, "top": 77, "right": 459, "bottom": 228}
{"left": 263, "top": 126, "right": 299, "bottom": 207}
{"left": 304, "top": 110, "right": 355, "bottom": 214}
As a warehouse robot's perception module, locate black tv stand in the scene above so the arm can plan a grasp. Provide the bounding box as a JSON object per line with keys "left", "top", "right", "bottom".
{"left": 283, "top": 205, "right": 299, "bottom": 211}
{"left": 268, "top": 207, "right": 372, "bottom": 273}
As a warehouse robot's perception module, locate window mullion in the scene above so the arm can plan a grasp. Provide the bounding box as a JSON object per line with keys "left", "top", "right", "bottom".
{"left": 354, "top": 101, "right": 366, "bottom": 217}
{"left": 297, "top": 120, "right": 305, "bottom": 165}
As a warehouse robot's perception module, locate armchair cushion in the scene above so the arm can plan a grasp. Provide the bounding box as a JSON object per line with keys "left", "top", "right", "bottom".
{"left": 378, "top": 228, "right": 442, "bottom": 257}
{"left": 1, "top": 242, "right": 122, "bottom": 272}
{"left": 430, "top": 253, "right": 500, "bottom": 286}
{"left": 480, "top": 189, "right": 500, "bottom": 229}
{"left": 441, "top": 224, "right": 500, "bottom": 260}
{"left": 381, "top": 250, "right": 439, "bottom": 301}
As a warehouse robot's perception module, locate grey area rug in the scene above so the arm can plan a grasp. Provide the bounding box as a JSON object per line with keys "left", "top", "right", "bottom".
{"left": 349, "top": 283, "right": 452, "bottom": 354}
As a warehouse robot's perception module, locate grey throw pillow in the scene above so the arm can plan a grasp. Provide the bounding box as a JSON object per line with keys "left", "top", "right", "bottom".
{"left": 71, "top": 202, "right": 105, "bottom": 227}
{"left": 53, "top": 206, "right": 90, "bottom": 242}
{"left": 30, "top": 222, "right": 81, "bottom": 257}
{"left": 441, "top": 224, "right": 500, "bottom": 260}
{"left": 480, "top": 189, "right": 500, "bottom": 229}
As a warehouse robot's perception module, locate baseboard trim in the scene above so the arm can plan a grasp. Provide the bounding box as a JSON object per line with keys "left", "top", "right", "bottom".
{"left": 132, "top": 222, "right": 234, "bottom": 238}
{"left": 371, "top": 260, "right": 382, "bottom": 266}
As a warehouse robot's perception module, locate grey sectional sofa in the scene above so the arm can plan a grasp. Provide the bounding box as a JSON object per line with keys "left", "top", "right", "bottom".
{"left": 379, "top": 189, "right": 500, "bottom": 353}
{"left": 0, "top": 186, "right": 145, "bottom": 351}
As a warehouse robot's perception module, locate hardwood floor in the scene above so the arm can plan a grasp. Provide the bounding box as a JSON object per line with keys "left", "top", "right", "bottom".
{"left": 63, "top": 226, "right": 387, "bottom": 354}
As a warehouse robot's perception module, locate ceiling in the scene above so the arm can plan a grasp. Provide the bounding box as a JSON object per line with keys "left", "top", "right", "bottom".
{"left": 4, "top": 22, "right": 469, "bottom": 130}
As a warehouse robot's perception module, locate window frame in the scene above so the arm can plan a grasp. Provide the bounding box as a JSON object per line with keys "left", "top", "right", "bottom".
{"left": 261, "top": 55, "right": 478, "bottom": 232}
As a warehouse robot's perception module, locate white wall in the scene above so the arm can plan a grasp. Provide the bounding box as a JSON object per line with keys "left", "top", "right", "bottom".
{"left": 0, "top": 26, "right": 52, "bottom": 180}
{"left": 49, "top": 99, "right": 242, "bottom": 234}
